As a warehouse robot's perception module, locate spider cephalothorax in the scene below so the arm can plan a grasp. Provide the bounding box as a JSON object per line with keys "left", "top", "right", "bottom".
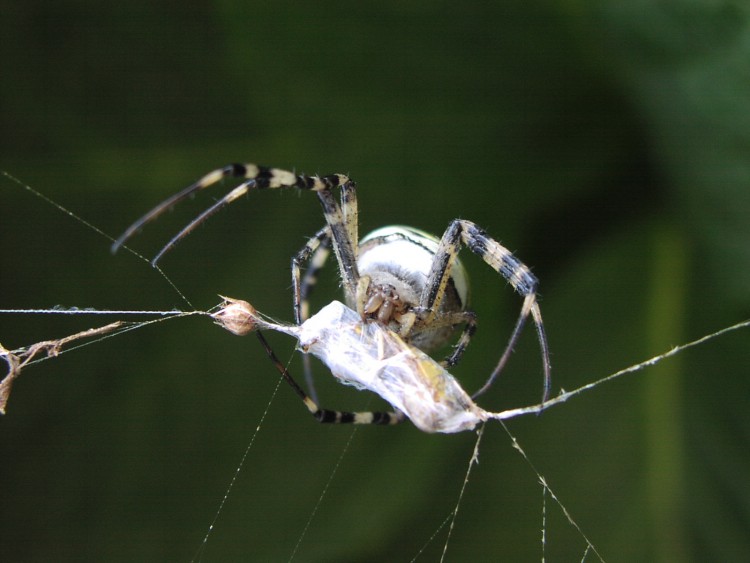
{"left": 113, "top": 162, "right": 550, "bottom": 428}
{"left": 353, "top": 226, "right": 470, "bottom": 356}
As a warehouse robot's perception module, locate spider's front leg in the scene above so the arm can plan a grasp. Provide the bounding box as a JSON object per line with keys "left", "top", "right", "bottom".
{"left": 290, "top": 178, "right": 361, "bottom": 324}
{"left": 422, "top": 219, "right": 551, "bottom": 401}
{"left": 290, "top": 180, "right": 361, "bottom": 402}
{"left": 111, "top": 162, "right": 355, "bottom": 267}
{"left": 315, "top": 186, "right": 360, "bottom": 303}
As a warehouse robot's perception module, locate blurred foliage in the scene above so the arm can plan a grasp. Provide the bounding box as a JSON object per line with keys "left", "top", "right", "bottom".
{"left": 1, "top": 1, "right": 749, "bottom": 561}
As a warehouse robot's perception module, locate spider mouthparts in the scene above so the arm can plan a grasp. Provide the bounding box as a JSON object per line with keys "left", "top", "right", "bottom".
{"left": 212, "top": 296, "right": 258, "bottom": 336}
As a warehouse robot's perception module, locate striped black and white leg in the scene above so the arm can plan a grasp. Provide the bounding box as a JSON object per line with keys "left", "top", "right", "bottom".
{"left": 290, "top": 226, "right": 333, "bottom": 403}
{"left": 255, "top": 331, "right": 403, "bottom": 426}
{"left": 421, "top": 219, "right": 551, "bottom": 402}
{"left": 111, "top": 163, "right": 356, "bottom": 268}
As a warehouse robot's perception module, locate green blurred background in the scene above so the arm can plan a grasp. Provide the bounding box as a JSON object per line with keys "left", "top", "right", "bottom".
{"left": 2, "top": 2, "right": 749, "bottom": 561}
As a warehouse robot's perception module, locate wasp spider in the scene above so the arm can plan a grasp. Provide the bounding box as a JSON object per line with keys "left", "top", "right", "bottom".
{"left": 112, "top": 163, "right": 551, "bottom": 427}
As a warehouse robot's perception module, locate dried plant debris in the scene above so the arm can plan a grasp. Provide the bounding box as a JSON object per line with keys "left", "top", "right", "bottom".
{"left": 0, "top": 322, "right": 122, "bottom": 414}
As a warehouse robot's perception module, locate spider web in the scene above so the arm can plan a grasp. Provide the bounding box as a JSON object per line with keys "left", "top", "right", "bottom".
{"left": 2, "top": 171, "right": 747, "bottom": 561}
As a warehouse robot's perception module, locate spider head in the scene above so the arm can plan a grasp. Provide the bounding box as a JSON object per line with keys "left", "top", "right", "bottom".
{"left": 358, "top": 280, "right": 417, "bottom": 338}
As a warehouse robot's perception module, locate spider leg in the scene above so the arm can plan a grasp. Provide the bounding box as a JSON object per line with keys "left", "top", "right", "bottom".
{"left": 291, "top": 225, "right": 333, "bottom": 403}
{"left": 433, "top": 310, "right": 478, "bottom": 368}
{"left": 315, "top": 187, "right": 359, "bottom": 301}
{"left": 255, "top": 330, "right": 404, "bottom": 426}
{"left": 291, "top": 226, "right": 333, "bottom": 325}
{"left": 339, "top": 180, "right": 359, "bottom": 260}
{"left": 111, "top": 163, "right": 352, "bottom": 266}
{"left": 421, "top": 219, "right": 551, "bottom": 402}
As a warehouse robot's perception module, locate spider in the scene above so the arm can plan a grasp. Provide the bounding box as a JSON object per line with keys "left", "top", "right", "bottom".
{"left": 112, "top": 163, "right": 551, "bottom": 428}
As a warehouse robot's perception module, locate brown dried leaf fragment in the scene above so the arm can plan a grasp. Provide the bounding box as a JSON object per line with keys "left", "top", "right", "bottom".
{"left": 0, "top": 321, "right": 122, "bottom": 414}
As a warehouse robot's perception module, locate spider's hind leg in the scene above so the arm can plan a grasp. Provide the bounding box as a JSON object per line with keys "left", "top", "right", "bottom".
{"left": 255, "top": 331, "right": 404, "bottom": 426}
